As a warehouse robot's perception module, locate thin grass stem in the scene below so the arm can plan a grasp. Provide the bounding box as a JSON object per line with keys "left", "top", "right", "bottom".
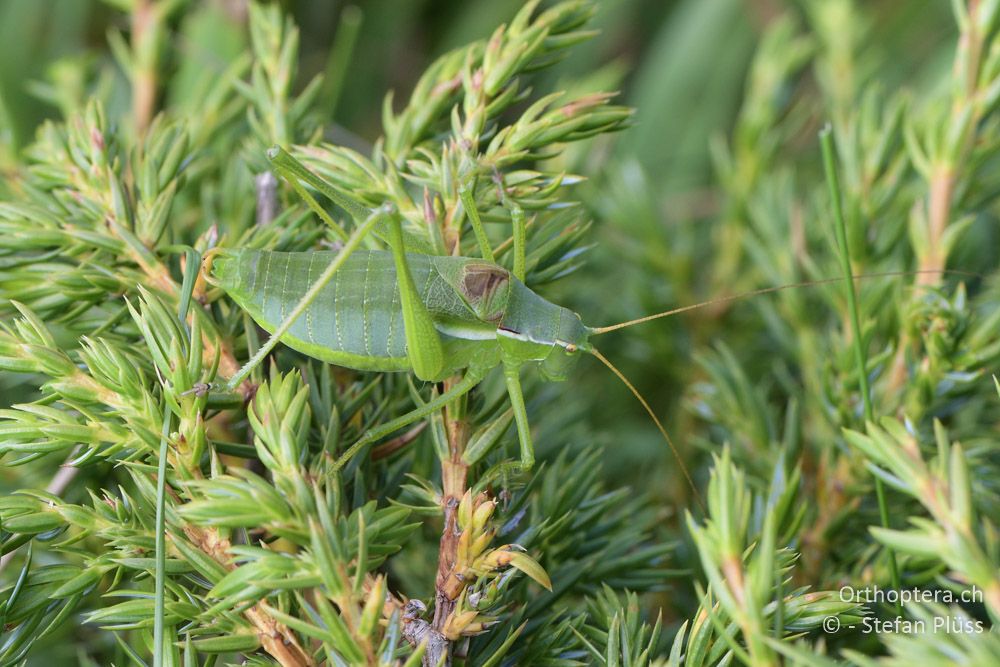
{"left": 154, "top": 250, "right": 200, "bottom": 666}
{"left": 820, "top": 125, "right": 902, "bottom": 612}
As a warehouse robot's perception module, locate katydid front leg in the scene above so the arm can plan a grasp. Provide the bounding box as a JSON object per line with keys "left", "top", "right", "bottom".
{"left": 508, "top": 202, "right": 526, "bottom": 282}
{"left": 494, "top": 170, "right": 526, "bottom": 282}
{"left": 458, "top": 177, "right": 496, "bottom": 263}
{"left": 460, "top": 170, "right": 527, "bottom": 282}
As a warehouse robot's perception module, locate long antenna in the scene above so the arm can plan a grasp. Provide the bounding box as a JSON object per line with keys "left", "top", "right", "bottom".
{"left": 590, "top": 269, "right": 984, "bottom": 335}
{"left": 590, "top": 346, "right": 705, "bottom": 513}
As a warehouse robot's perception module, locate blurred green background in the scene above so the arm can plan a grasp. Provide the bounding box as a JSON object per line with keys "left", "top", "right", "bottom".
{"left": 7, "top": 4, "right": 990, "bottom": 661}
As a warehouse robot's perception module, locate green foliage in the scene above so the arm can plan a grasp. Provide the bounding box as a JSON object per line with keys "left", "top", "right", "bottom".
{"left": 3, "top": 1, "right": 1000, "bottom": 666}
{"left": 0, "top": 2, "right": 656, "bottom": 665}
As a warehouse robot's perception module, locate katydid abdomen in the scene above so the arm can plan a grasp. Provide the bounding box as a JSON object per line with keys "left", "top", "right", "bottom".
{"left": 210, "top": 249, "right": 589, "bottom": 384}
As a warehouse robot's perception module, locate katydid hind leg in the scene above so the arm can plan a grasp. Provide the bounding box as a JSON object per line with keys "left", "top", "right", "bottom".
{"left": 386, "top": 214, "right": 446, "bottom": 382}
{"left": 503, "top": 362, "right": 535, "bottom": 469}
{"left": 268, "top": 146, "right": 369, "bottom": 224}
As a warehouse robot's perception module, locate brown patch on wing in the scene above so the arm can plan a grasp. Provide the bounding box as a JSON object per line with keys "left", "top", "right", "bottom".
{"left": 461, "top": 265, "right": 508, "bottom": 299}
{"left": 460, "top": 264, "right": 510, "bottom": 322}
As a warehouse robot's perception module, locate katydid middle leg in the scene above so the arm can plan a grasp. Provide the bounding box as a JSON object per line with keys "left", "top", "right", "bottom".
{"left": 502, "top": 362, "right": 534, "bottom": 469}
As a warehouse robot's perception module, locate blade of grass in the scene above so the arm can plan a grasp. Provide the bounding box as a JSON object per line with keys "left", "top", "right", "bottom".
{"left": 152, "top": 378, "right": 173, "bottom": 667}
{"left": 0, "top": 542, "right": 32, "bottom": 628}
{"left": 820, "top": 126, "right": 902, "bottom": 613}
{"left": 154, "top": 249, "right": 201, "bottom": 667}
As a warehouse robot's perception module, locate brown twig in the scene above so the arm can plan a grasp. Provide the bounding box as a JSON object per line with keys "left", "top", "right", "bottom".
{"left": 420, "top": 376, "right": 473, "bottom": 667}
{"left": 256, "top": 171, "right": 280, "bottom": 226}
{"left": 0, "top": 454, "right": 80, "bottom": 574}
{"left": 132, "top": 0, "right": 158, "bottom": 135}
{"left": 887, "top": 2, "right": 986, "bottom": 394}
{"left": 180, "top": 523, "right": 315, "bottom": 666}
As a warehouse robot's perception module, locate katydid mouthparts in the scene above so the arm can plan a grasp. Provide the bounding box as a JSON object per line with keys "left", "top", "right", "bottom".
{"left": 202, "top": 147, "right": 979, "bottom": 506}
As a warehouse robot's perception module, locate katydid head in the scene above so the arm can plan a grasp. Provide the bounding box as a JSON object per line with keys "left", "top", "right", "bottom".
{"left": 498, "top": 279, "right": 592, "bottom": 381}
{"left": 538, "top": 311, "right": 593, "bottom": 381}
{"left": 498, "top": 318, "right": 590, "bottom": 381}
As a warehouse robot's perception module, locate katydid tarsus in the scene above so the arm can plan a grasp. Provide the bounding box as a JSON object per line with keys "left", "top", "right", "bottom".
{"left": 205, "top": 147, "right": 976, "bottom": 502}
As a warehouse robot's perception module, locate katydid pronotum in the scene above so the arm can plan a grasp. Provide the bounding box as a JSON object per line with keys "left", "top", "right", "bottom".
{"left": 204, "top": 147, "right": 973, "bottom": 501}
